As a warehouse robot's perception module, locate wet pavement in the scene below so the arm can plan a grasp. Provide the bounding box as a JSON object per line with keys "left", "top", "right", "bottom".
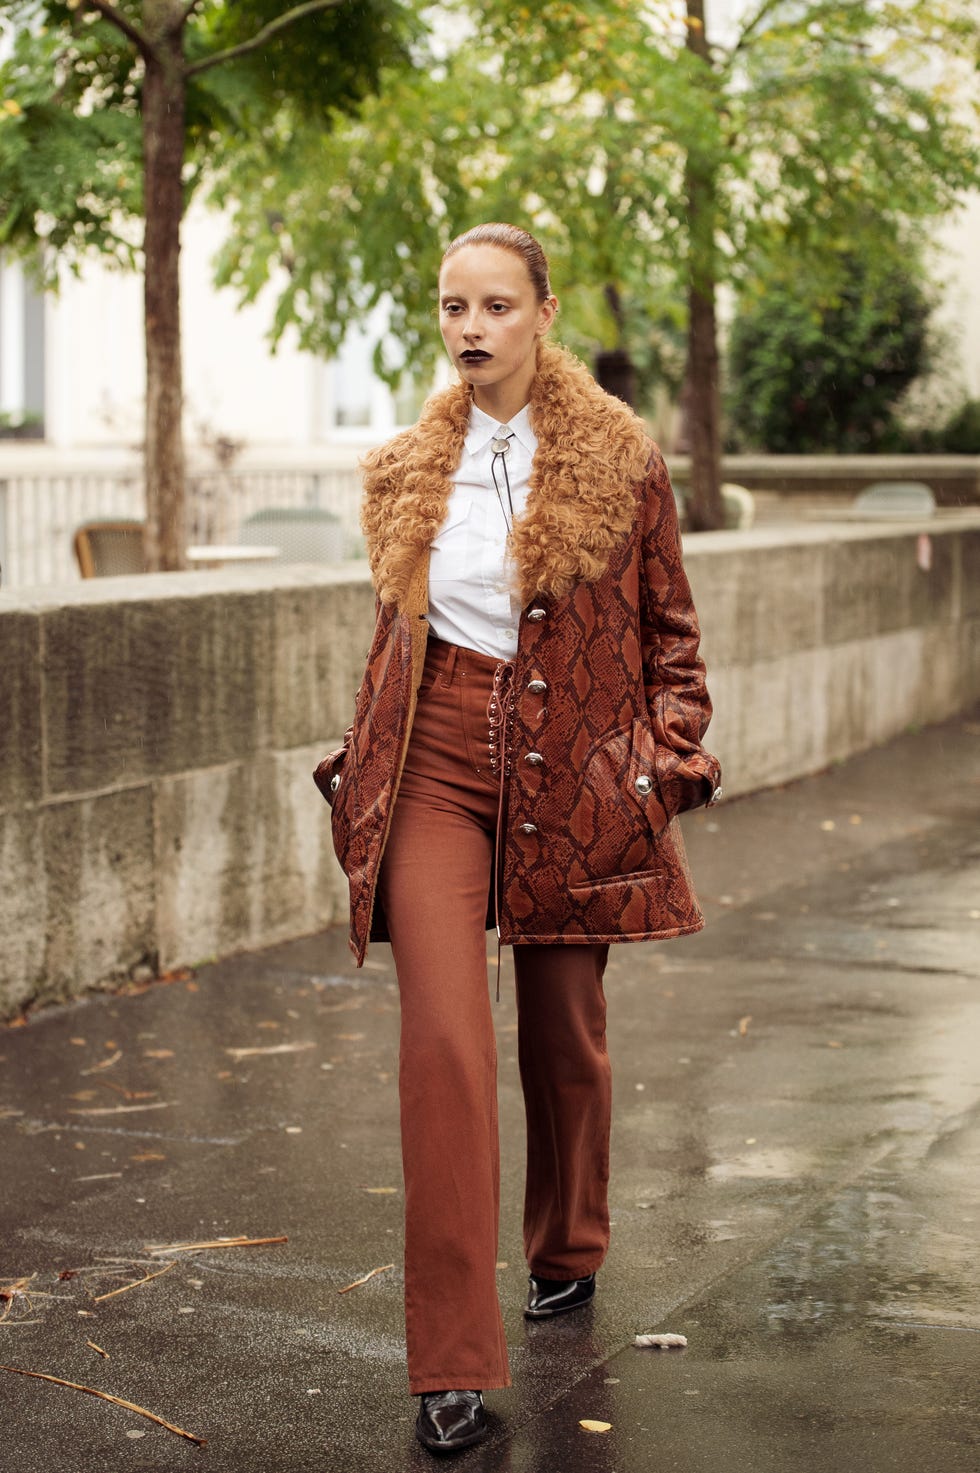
{"left": 2, "top": 708, "right": 978, "bottom": 1473}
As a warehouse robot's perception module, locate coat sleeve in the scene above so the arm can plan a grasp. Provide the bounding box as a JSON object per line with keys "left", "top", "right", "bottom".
{"left": 639, "top": 450, "right": 722, "bottom": 817}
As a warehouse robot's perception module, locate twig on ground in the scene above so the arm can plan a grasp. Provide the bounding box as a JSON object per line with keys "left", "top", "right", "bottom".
{"left": 224, "top": 1042, "right": 315, "bottom": 1061}
{"left": 0, "top": 1365, "right": 206, "bottom": 1445}
{"left": 145, "top": 1236, "right": 287, "bottom": 1256}
{"left": 338, "top": 1264, "right": 395, "bottom": 1295}
{"left": 81, "top": 1050, "right": 122, "bottom": 1075}
{"left": 93, "top": 1260, "right": 177, "bottom": 1303}
{"left": 86, "top": 1341, "right": 110, "bottom": 1359}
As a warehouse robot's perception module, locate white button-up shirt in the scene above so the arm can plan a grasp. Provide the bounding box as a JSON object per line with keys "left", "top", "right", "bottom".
{"left": 427, "top": 402, "right": 537, "bottom": 660}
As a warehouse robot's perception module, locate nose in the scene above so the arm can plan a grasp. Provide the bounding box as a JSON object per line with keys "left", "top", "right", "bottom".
{"left": 462, "top": 311, "right": 483, "bottom": 342}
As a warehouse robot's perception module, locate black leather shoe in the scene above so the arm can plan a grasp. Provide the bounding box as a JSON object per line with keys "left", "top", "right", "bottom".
{"left": 524, "top": 1272, "right": 596, "bottom": 1319}
{"left": 415, "top": 1390, "right": 487, "bottom": 1454}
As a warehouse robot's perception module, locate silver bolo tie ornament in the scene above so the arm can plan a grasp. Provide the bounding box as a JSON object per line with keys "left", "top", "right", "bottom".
{"left": 490, "top": 429, "right": 515, "bottom": 529}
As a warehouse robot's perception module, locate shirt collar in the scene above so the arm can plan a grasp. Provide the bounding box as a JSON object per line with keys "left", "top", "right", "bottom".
{"left": 463, "top": 401, "right": 537, "bottom": 458}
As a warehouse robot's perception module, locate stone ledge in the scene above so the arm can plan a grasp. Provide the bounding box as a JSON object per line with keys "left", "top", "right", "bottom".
{"left": 3, "top": 525, "right": 979, "bottom": 1017}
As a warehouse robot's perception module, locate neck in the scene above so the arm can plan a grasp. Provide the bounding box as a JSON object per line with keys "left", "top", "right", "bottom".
{"left": 472, "top": 363, "right": 537, "bottom": 425}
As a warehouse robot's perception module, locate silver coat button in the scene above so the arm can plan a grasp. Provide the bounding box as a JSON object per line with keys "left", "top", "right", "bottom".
{"left": 525, "top": 752, "right": 544, "bottom": 767}
{"left": 635, "top": 775, "right": 654, "bottom": 796}
{"left": 518, "top": 822, "right": 538, "bottom": 835}
{"left": 527, "top": 679, "right": 547, "bottom": 693}
{"left": 330, "top": 774, "right": 341, "bottom": 793}
{"left": 527, "top": 608, "right": 546, "bottom": 622}
{"left": 707, "top": 785, "right": 723, "bottom": 805}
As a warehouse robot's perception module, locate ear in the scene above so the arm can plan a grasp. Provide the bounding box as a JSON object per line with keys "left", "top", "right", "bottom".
{"left": 536, "top": 294, "right": 558, "bottom": 337}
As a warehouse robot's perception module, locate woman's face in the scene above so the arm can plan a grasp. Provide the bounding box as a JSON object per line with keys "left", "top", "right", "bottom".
{"left": 438, "top": 244, "right": 556, "bottom": 416}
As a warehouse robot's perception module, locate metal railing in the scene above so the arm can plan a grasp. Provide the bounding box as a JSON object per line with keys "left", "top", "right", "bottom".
{"left": 0, "top": 463, "right": 365, "bottom": 588}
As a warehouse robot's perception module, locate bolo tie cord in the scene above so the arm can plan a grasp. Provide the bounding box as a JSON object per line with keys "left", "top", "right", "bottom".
{"left": 490, "top": 431, "right": 515, "bottom": 532}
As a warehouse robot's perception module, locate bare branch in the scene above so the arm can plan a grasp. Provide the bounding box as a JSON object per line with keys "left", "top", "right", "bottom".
{"left": 185, "top": 0, "right": 348, "bottom": 78}
{"left": 81, "top": 0, "right": 158, "bottom": 62}
{"left": 724, "top": 0, "right": 785, "bottom": 64}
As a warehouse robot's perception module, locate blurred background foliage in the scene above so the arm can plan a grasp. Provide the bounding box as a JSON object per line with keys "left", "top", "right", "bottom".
{"left": 2, "top": 0, "right": 979, "bottom": 456}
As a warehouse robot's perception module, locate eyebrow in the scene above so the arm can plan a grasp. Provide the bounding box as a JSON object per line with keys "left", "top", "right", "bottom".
{"left": 439, "top": 290, "right": 517, "bottom": 304}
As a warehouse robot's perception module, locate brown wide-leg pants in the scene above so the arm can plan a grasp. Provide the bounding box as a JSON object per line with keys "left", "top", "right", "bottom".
{"left": 378, "top": 637, "right": 611, "bottom": 1395}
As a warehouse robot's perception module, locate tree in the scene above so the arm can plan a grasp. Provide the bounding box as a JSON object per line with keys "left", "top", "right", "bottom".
{"left": 0, "top": 0, "right": 411, "bottom": 568}
{"left": 214, "top": 0, "right": 977, "bottom": 528}
{"left": 727, "top": 246, "right": 933, "bottom": 452}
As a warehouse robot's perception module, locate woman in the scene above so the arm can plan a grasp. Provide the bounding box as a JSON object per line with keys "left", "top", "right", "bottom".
{"left": 315, "top": 223, "right": 721, "bottom": 1455}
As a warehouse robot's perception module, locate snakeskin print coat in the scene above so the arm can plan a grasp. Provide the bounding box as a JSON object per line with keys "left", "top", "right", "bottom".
{"left": 315, "top": 343, "right": 721, "bottom": 965}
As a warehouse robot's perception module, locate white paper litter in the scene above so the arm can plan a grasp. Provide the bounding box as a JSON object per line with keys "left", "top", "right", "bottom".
{"left": 634, "top": 1331, "right": 688, "bottom": 1349}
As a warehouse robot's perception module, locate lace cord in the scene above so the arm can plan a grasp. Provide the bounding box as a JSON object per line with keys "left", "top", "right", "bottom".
{"left": 487, "top": 659, "right": 515, "bottom": 1001}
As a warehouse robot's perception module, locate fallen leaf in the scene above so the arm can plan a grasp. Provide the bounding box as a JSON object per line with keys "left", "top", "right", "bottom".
{"left": 738, "top": 1015, "right": 752, "bottom": 1037}
{"left": 820, "top": 819, "right": 835, "bottom": 831}
{"left": 143, "top": 1049, "right": 175, "bottom": 1060}
{"left": 635, "top": 1332, "right": 688, "bottom": 1349}
{"left": 337, "top": 1033, "right": 366, "bottom": 1042}
{"left": 580, "top": 1419, "right": 612, "bottom": 1433}
{"left": 360, "top": 1186, "right": 397, "bottom": 1195}
{"left": 257, "top": 1021, "right": 281, "bottom": 1031}
{"left": 130, "top": 1153, "right": 166, "bottom": 1163}
{"left": 70, "top": 1038, "right": 87, "bottom": 1047}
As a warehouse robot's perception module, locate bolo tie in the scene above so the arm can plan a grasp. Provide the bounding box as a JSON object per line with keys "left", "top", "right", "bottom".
{"left": 490, "top": 429, "right": 515, "bottom": 531}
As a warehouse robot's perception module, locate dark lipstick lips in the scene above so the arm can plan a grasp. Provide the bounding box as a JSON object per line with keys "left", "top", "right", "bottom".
{"left": 460, "top": 350, "right": 492, "bottom": 361}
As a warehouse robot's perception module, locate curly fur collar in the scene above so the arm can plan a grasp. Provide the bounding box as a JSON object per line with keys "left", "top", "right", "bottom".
{"left": 360, "top": 340, "right": 652, "bottom": 607}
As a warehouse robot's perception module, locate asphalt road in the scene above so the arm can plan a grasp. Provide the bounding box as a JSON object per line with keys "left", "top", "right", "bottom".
{"left": 2, "top": 708, "right": 978, "bottom": 1472}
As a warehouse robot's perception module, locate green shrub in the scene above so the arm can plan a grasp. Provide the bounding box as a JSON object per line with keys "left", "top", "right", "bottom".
{"left": 727, "top": 257, "right": 931, "bottom": 454}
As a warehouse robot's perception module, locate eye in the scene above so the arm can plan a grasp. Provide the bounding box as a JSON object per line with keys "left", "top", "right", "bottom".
{"left": 490, "top": 302, "right": 509, "bottom": 313}
{"left": 442, "top": 302, "right": 463, "bottom": 315}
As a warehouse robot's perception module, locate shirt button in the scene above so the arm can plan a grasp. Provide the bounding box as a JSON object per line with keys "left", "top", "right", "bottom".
{"left": 504, "top": 628, "right": 517, "bottom": 641}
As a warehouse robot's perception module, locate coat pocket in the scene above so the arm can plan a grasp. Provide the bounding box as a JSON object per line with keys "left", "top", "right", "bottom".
{"left": 567, "top": 718, "right": 669, "bottom": 885}
{"left": 313, "top": 731, "right": 358, "bottom": 873}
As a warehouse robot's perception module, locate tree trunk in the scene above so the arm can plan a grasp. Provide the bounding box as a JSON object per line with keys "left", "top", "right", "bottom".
{"left": 680, "top": 0, "right": 725, "bottom": 532}
{"left": 682, "top": 281, "right": 723, "bottom": 530}
{"left": 142, "top": 5, "right": 187, "bottom": 570}
{"left": 595, "top": 348, "right": 637, "bottom": 407}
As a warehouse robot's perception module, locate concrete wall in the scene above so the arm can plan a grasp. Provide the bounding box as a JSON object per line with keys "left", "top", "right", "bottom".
{"left": 2, "top": 516, "right": 979, "bottom": 1018}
